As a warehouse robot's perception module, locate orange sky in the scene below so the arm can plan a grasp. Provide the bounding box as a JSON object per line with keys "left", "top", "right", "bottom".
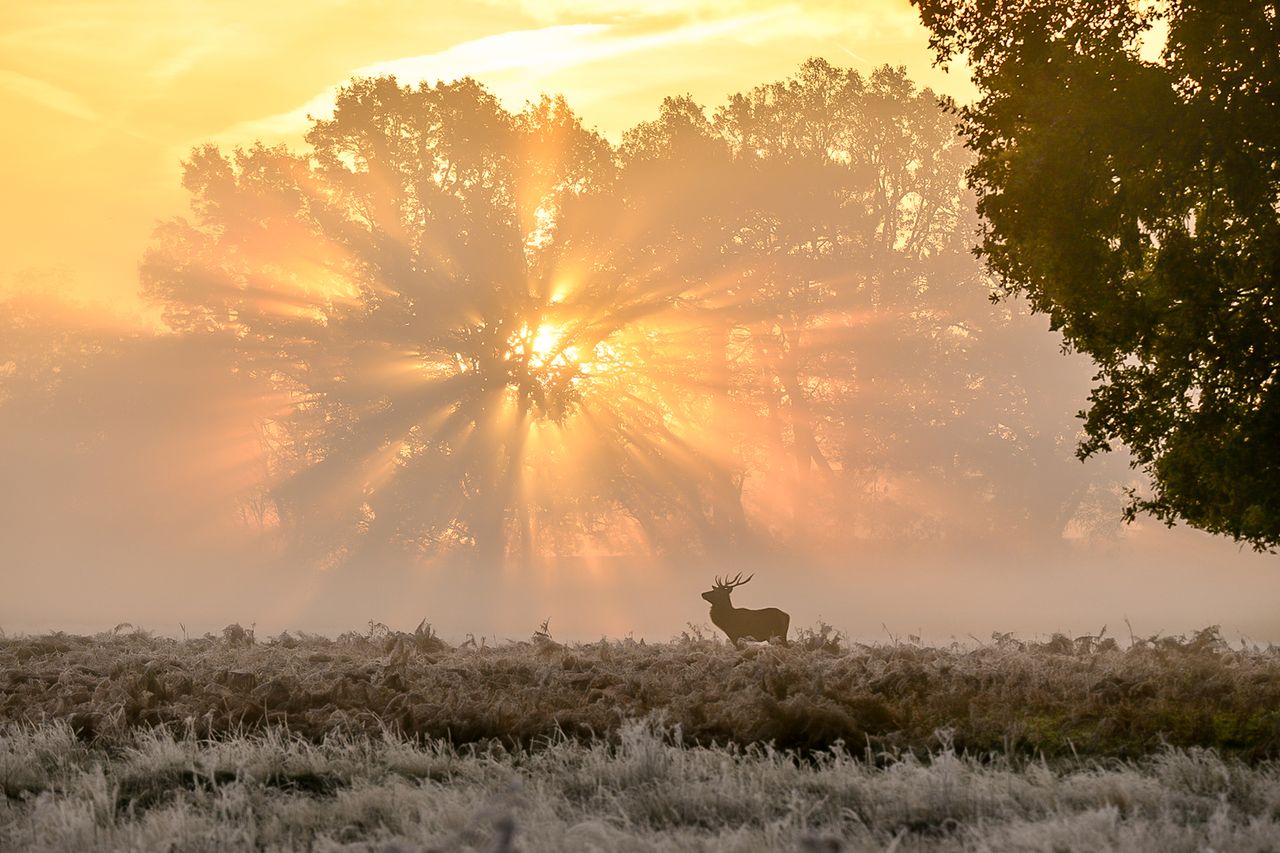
{"left": 0, "top": 0, "right": 973, "bottom": 318}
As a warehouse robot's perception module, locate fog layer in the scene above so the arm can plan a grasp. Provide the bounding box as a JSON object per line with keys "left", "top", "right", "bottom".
{"left": 3, "top": 61, "right": 1276, "bottom": 642}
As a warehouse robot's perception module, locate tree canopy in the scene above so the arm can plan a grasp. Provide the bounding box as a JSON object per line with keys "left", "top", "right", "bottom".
{"left": 913, "top": 0, "right": 1280, "bottom": 549}
{"left": 127, "top": 59, "right": 1122, "bottom": 567}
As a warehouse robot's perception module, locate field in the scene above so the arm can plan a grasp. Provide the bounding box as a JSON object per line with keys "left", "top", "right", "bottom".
{"left": 3, "top": 623, "right": 1280, "bottom": 850}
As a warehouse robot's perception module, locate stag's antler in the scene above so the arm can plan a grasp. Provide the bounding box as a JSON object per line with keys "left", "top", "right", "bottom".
{"left": 714, "top": 572, "right": 753, "bottom": 590}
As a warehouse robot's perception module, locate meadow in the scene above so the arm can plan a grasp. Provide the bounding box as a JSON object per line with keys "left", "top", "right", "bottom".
{"left": 3, "top": 623, "right": 1280, "bottom": 850}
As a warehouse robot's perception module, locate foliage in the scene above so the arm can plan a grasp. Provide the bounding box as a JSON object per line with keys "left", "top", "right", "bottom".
{"left": 129, "top": 59, "right": 1120, "bottom": 566}
{"left": 7, "top": 626, "right": 1280, "bottom": 848}
{"left": 5, "top": 719, "right": 1280, "bottom": 850}
{"left": 912, "top": 0, "right": 1280, "bottom": 549}
{"left": 2, "top": 625, "right": 1279, "bottom": 761}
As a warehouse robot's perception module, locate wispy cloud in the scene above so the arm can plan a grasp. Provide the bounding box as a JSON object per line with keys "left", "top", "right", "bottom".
{"left": 210, "top": 12, "right": 785, "bottom": 145}
{"left": 0, "top": 69, "right": 99, "bottom": 122}
{"left": 494, "top": 0, "right": 781, "bottom": 22}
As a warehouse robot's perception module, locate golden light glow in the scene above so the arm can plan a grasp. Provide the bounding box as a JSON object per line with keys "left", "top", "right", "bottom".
{"left": 508, "top": 321, "right": 616, "bottom": 376}
{"left": 498, "top": 319, "right": 623, "bottom": 428}
{"left": 0, "top": 1, "right": 974, "bottom": 317}
{"left": 4, "top": 4, "right": 982, "bottom": 567}
{"left": 533, "top": 324, "right": 570, "bottom": 367}
{"left": 507, "top": 322, "right": 574, "bottom": 370}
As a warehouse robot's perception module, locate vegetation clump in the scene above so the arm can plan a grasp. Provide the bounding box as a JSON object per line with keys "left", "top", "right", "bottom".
{"left": 1, "top": 624, "right": 1277, "bottom": 761}
{"left": 3, "top": 717, "right": 1280, "bottom": 851}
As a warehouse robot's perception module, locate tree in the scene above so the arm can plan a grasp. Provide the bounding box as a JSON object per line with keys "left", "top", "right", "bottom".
{"left": 913, "top": 0, "right": 1280, "bottom": 549}
{"left": 142, "top": 62, "right": 1121, "bottom": 566}
{"left": 143, "top": 77, "right": 761, "bottom": 565}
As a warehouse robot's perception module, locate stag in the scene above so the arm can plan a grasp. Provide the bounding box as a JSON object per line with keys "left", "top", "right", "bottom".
{"left": 702, "top": 573, "right": 790, "bottom": 644}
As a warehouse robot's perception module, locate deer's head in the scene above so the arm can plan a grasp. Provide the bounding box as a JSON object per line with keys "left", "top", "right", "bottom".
{"left": 702, "top": 572, "right": 753, "bottom": 608}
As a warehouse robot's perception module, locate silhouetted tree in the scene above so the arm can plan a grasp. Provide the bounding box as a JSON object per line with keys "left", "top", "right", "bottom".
{"left": 914, "top": 0, "right": 1280, "bottom": 549}
{"left": 713, "top": 60, "right": 1060, "bottom": 540}
{"left": 143, "top": 78, "right": 762, "bottom": 564}
{"left": 139, "top": 61, "right": 1124, "bottom": 566}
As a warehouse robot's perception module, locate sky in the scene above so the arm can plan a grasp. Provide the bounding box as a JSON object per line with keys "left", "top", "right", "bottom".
{"left": 0, "top": 0, "right": 969, "bottom": 317}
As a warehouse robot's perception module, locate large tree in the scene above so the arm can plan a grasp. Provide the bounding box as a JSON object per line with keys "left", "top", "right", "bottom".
{"left": 140, "top": 62, "right": 1114, "bottom": 566}
{"left": 914, "top": 0, "right": 1280, "bottom": 549}
{"left": 142, "top": 77, "right": 761, "bottom": 565}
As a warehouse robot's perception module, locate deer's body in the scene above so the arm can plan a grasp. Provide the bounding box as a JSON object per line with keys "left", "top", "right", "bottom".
{"left": 702, "top": 573, "right": 790, "bottom": 644}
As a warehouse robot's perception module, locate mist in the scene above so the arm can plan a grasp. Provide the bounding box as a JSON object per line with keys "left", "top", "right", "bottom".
{"left": 3, "top": 60, "right": 1277, "bottom": 644}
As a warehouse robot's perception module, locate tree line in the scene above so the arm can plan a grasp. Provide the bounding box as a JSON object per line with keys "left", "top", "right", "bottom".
{"left": 3, "top": 59, "right": 1136, "bottom": 568}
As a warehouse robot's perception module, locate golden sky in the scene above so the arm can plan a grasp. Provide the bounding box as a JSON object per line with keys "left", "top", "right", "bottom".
{"left": 0, "top": 0, "right": 972, "bottom": 317}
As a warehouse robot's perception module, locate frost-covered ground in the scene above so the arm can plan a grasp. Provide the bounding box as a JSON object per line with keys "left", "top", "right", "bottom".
{"left": 2, "top": 624, "right": 1280, "bottom": 850}
{"left": 4, "top": 719, "right": 1280, "bottom": 851}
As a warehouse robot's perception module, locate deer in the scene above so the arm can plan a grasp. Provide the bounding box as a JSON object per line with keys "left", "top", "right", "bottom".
{"left": 702, "top": 573, "right": 790, "bottom": 645}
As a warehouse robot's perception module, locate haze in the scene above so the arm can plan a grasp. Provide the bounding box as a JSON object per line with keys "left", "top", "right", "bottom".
{"left": 2, "top": 0, "right": 1277, "bottom": 645}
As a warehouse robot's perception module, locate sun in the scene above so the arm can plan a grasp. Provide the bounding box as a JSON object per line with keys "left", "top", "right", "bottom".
{"left": 530, "top": 322, "right": 578, "bottom": 370}
{"left": 506, "top": 321, "right": 576, "bottom": 368}
{"left": 502, "top": 320, "right": 600, "bottom": 422}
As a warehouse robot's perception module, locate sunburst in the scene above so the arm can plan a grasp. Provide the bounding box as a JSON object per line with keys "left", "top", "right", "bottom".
{"left": 142, "top": 62, "right": 977, "bottom": 566}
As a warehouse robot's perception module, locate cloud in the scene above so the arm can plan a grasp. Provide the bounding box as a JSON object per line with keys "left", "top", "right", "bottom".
{"left": 493, "top": 0, "right": 923, "bottom": 42}
{"left": 0, "top": 69, "right": 99, "bottom": 122}
{"left": 208, "top": 13, "right": 785, "bottom": 145}
{"left": 498, "top": 0, "right": 788, "bottom": 22}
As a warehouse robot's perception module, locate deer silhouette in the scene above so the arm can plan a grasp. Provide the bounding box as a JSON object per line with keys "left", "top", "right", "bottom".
{"left": 702, "top": 573, "right": 790, "bottom": 644}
